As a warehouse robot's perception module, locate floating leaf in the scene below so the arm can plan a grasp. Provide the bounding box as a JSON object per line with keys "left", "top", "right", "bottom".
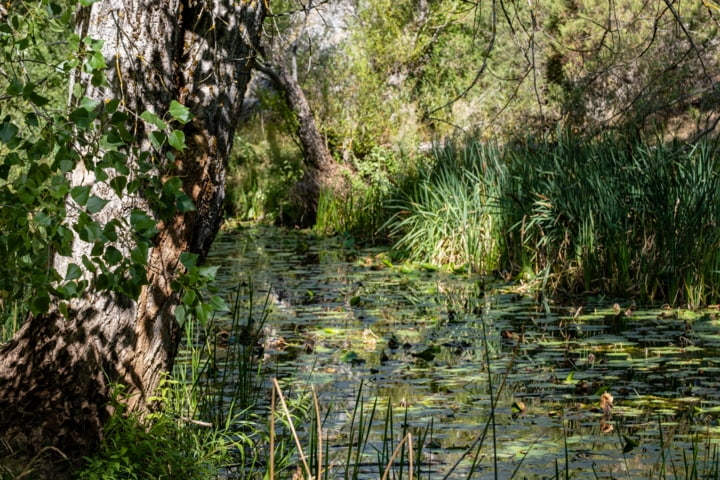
{"left": 511, "top": 401, "right": 527, "bottom": 414}
{"left": 412, "top": 345, "right": 440, "bottom": 361}
{"left": 622, "top": 434, "right": 639, "bottom": 453}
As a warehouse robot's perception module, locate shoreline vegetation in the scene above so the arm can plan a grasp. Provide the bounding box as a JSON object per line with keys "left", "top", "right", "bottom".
{"left": 4, "top": 0, "right": 720, "bottom": 478}
{"left": 382, "top": 133, "right": 720, "bottom": 308}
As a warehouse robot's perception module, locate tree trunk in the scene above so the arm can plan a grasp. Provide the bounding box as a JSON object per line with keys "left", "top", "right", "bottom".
{"left": 0, "top": 0, "right": 265, "bottom": 469}
{"left": 257, "top": 61, "right": 348, "bottom": 226}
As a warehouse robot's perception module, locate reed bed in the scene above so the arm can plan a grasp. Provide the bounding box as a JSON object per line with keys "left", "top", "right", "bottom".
{"left": 387, "top": 133, "right": 720, "bottom": 306}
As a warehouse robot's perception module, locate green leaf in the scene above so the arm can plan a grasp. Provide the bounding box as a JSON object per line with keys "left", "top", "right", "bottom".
{"left": 209, "top": 295, "right": 229, "bottom": 312}
{"left": 412, "top": 345, "right": 440, "bottom": 361}
{"left": 29, "top": 92, "right": 49, "bottom": 107}
{"left": 81, "top": 255, "right": 96, "bottom": 273}
{"left": 149, "top": 131, "right": 166, "bottom": 149}
{"left": 78, "top": 0, "right": 100, "bottom": 6}
{"left": 30, "top": 294, "right": 50, "bottom": 314}
{"left": 167, "top": 130, "right": 186, "bottom": 150}
{"left": 71, "top": 185, "right": 91, "bottom": 206}
{"left": 175, "top": 304, "right": 186, "bottom": 327}
{"left": 100, "top": 222, "right": 118, "bottom": 242}
{"left": 103, "top": 246, "right": 123, "bottom": 265}
{"left": 169, "top": 100, "right": 193, "bottom": 123}
{"left": 87, "top": 52, "right": 107, "bottom": 71}
{"left": 80, "top": 97, "right": 100, "bottom": 111}
{"left": 130, "top": 242, "right": 149, "bottom": 265}
{"left": 140, "top": 111, "right": 167, "bottom": 130}
{"left": 109, "top": 175, "right": 127, "bottom": 196}
{"left": 195, "top": 303, "right": 213, "bottom": 325}
{"left": 70, "top": 108, "right": 92, "bottom": 129}
{"left": 6, "top": 78, "right": 23, "bottom": 96}
{"left": 182, "top": 289, "right": 197, "bottom": 305}
{"left": 65, "top": 263, "right": 83, "bottom": 281}
{"left": 0, "top": 122, "right": 19, "bottom": 143}
{"left": 34, "top": 211, "right": 52, "bottom": 227}
{"left": 198, "top": 265, "right": 219, "bottom": 281}
{"left": 22, "top": 83, "right": 49, "bottom": 106}
{"left": 86, "top": 195, "right": 109, "bottom": 214}
{"left": 179, "top": 252, "right": 199, "bottom": 270}
{"left": 95, "top": 272, "right": 115, "bottom": 291}
{"left": 176, "top": 193, "right": 196, "bottom": 212}
{"left": 25, "top": 112, "right": 39, "bottom": 127}
{"left": 622, "top": 435, "right": 639, "bottom": 453}
{"left": 340, "top": 351, "right": 360, "bottom": 363}
{"left": 129, "top": 210, "right": 158, "bottom": 238}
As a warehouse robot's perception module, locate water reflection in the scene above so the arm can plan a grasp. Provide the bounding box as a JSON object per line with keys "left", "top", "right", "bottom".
{"left": 203, "top": 226, "right": 720, "bottom": 479}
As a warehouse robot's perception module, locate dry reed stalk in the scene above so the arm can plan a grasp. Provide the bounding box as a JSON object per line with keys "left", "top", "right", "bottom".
{"left": 272, "top": 377, "right": 312, "bottom": 478}
{"left": 380, "top": 432, "right": 414, "bottom": 480}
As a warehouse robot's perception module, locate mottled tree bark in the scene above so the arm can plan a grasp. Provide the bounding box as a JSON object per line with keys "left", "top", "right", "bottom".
{"left": 0, "top": 0, "right": 265, "bottom": 470}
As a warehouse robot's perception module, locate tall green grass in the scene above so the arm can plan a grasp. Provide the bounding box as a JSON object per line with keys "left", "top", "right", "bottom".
{"left": 385, "top": 141, "right": 509, "bottom": 274}
{"left": 386, "top": 132, "right": 720, "bottom": 306}
{"left": 73, "top": 282, "right": 269, "bottom": 480}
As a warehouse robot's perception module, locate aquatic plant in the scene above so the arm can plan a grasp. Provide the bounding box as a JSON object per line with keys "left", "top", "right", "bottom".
{"left": 388, "top": 132, "right": 720, "bottom": 306}
{"left": 507, "top": 133, "right": 720, "bottom": 305}
{"left": 386, "top": 141, "right": 508, "bottom": 274}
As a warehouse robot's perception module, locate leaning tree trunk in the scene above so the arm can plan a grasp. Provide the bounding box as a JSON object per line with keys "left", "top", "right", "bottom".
{"left": 0, "top": 0, "right": 264, "bottom": 469}
{"left": 257, "top": 61, "right": 349, "bottom": 226}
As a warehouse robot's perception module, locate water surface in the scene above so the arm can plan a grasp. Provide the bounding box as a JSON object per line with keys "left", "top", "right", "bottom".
{"left": 204, "top": 226, "right": 720, "bottom": 479}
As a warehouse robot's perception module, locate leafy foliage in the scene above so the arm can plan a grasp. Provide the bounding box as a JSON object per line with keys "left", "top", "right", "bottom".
{"left": 75, "top": 385, "right": 231, "bottom": 480}
{"left": 0, "top": 1, "right": 195, "bottom": 320}
{"left": 231, "top": 0, "right": 720, "bottom": 230}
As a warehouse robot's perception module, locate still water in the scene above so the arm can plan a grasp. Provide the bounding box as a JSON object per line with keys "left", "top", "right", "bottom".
{"left": 203, "top": 226, "right": 720, "bottom": 479}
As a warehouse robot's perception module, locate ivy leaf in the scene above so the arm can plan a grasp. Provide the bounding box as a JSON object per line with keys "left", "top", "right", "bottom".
{"left": 131, "top": 242, "right": 149, "bottom": 265}
{"left": 87, "top": 52, "right": 107, "bottom": 71}
{"left": 179, "top": 252, "right": 199, "bottom": 270}
{"left": 109, "top": 175, "right": 127, "bottom": 196}
{"left": 195, "top": 303, "right": 213, "bottom": 326}
{"left": 6, "top": 78, "right": 23, "bottom": 96}
{"left": 103, "top": 245, "right": 123, "bottom": 265}
{"left": 209, "top": 295, "right": 229, "bottom": 312}
{"left": 130, "top": 210, "right": 158, "bottom": 238}
{"left": 149, "top": 131, "right": 166, "bottom": 149}
{"left": 23, "top": 83, "right": 49, "bottom": 107}
{"left": 30, "top": 294, "right": 50, "bottom": 314}
{"left": 169, "top": 100, "right": 193, "bottom": 124}
{"left": 175, "top": 304, "right": 187, "bottom": 327}
{"left": 182, "top": 289, "right": 197, "bottom": 306}
{"left": 70, "top": 107, "right": 92, "bottom": 129}
{"left": 34, "top": 211, "right": 52, "bottom": 227}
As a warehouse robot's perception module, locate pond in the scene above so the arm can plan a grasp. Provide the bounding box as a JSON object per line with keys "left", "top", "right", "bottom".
{"left": 201, "top": 226, "right": 720, "bottom": 479}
